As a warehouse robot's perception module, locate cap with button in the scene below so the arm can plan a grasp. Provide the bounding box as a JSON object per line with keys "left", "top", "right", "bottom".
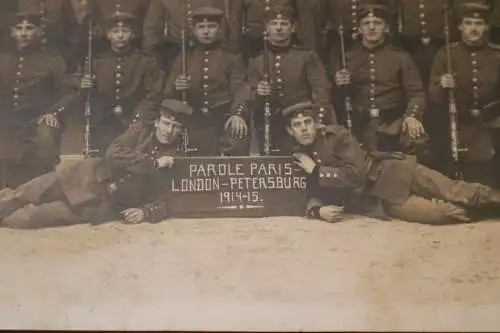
{"left": 457, "top": 2, "right": 490, "bottom": 21}
{"left": 103, "top": 11, "right": 139, "bottom": 35}
{"left": 11, "top": 11, "right": 43, "bottom": 27}
{"left": 265, "top": 5, "right": 296, "bottom": 23}
{"left": 282, "top": 101, "right": 324, "bottom": 121}
{"left": 191, "top": 6, "right": 224, "bottom": 24}
{"left": 358, "top": 4, "right": 390, "bottom": 22}
{"left": 160, "top": 99, "right": 194, "bottom": 125}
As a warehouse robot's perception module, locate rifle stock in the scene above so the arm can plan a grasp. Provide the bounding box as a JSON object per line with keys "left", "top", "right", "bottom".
{"left": 339, "top": 24, "right": 353, "bottom": 131}
{"left": 444, "top": 5, "right": 466, "bottom": 179}
{"left": 262, "top": 30, "right": 276, "bottom": 156}
{"left": 83, "top": 4, "right": 98, "bottom": 158}
{"left": 181, "top": 15, "right": 197, "bottom": 156}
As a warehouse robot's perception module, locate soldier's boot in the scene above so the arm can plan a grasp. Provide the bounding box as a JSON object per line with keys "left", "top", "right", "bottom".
{"left": 0, "top": 198, "right": 24, "bottom": 220}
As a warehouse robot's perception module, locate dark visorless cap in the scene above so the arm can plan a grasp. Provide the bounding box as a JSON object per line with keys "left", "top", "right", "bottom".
{"left": 265, "top": 5, "right": 296, "bottom": 23}
{"left": 191, "top": 6, "right": 224, "bottom": 24}
{"left": 160, "top": 99, "right": 194, "bottom": 125}
{"left": 282, "top": 101, "right": 324, "bottom": 121}
{"left": 457, "top": 2, "right": 490, "bottom": 20}
{"left": 11, "top": 12, "right": 43, "bottom": 27}
{"left": 358, "top": 4, "right": 391, "bottom": 22}
{"left": 103, "top": 11, "right": 139, "bottom": 33}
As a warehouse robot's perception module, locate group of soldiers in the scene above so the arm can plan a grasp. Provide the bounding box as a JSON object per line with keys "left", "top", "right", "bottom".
{"left": 2, "top": 0, "right": 500, "bottom": 227}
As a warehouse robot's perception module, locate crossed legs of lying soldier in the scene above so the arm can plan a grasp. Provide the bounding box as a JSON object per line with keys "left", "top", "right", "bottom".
{"left": 0, "top": 172, "right": 83, "bottom": 229}
{"left": 383, "top": 163, "right": 499, "bottom": 224}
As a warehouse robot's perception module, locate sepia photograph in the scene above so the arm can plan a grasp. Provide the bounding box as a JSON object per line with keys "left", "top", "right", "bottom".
{"left": 0, "top": 0, "right": 500, "bottom": 330}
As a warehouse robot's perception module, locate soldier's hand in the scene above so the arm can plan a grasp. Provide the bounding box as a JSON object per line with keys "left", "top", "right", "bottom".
{"left": 120, "top": 208, "right": 145, "bottom": 224}
{"left": 402, "top": 116, "right": 425, "bottom": 140}
{"left": 38, "top": 114, "right": 59, "bottom": 128}
{"left": 319, "top": 205, "right": 345, "bottom": 222}
{"left": 293, "top": 152, "right": 317, "bottom": 174}
{"left": 156, "top": 155, "right": 174, "bottom": 168}
{"left": 225, "top": 115, "right": 248, "bottom": 139}
{"left": 175, "top": 75, "right": 191, "bottom": 91}
{"left": 440, "top": 73, "right": 456, "bottom": 89}
{"left": 80, "top": 74, "right": 96, "bottom": 89}
{"left": 257, "top": 80, "right": 272, "bottom": 96}
{"left": 335, "top": 69, "right": 351, "bottom": 86}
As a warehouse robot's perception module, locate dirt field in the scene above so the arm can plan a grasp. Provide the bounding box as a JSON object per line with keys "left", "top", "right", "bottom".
{"left": 1, "top": 216, "right": 500, "bottom": 331}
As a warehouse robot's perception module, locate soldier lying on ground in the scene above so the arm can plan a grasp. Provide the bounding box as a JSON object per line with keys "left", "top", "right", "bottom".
{"left": 0, "top": 99, "right": 191, "bottom": 229}
{"left": 285, "top": 102, "right": 500, "bottom": 225}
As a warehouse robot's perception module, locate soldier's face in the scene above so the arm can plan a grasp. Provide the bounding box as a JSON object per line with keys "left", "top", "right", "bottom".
{"left": 155, "top": 116, "right": 184, "bottom": 144}
{"left": 459, "top": 17, "right": 488, "bottom": 44}
{"left": 107, "top": 27, "right": 133, "bottom": 49}
{"left": 193, "top": 21, "right": 220, "bottom": 44}
{"left": 359, "top": 16, "right": 388, "bottom": 44}
{"left": 11, "top": 20, "right": 41, "bottom": 49}
{"left": 287, "top": 115, "right": 318, "bottom": 146}
{"left": 266, "top": 18, "right": 295, "bottom": 45}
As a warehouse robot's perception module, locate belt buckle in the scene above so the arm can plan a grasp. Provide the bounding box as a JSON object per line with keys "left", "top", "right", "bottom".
{"left": 470, "top": 108, "right": 481, "bottom": 118}
{"left": 369, "top": 108, "right": 380, "bottom": 118}
{"left": 113, "top": 105, "right": 123, "bottom": 116}
{"left": 107, "top": 182, "right": 117, "bottom": 194}
{"left": 421, "top": 37, "right": 431, "bottom": 45}
{"left": 201, "top": 107, "right": 210, "bottom": 115}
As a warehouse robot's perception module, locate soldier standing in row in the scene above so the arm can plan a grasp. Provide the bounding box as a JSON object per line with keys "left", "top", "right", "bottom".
{"left": 334, "top": 4, "right": 427, "bottom": 157}
{"left": 164, "top": 7, "right": 251, "bottom": 156}
{"left": 285, "top": 102, "right": 500, "bottom": 225}
{"left": 0, "top": 99, "right": 192, "bottom": 228}
{"left": 429, "top": 2, "right": 500, "bottom": 187}
{"left": 0, "top": 12, "right": 75, "bottom": 189}
{"left": 143, "top": 0, "right": 230, "bottom": 72}
{"left": 79, "top": 12, "right": 164, "bottom": 155}
{"left": 248, "top": 6, "right": 333, "bottom": 155}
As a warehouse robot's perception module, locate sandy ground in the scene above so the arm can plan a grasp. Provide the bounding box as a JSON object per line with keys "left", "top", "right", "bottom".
{"left": 0, "top": 217, "right": 500, "bottom": 331}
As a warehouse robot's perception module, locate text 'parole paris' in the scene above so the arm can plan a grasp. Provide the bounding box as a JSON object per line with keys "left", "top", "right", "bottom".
{"left": 171, "top": 161, "right": 307, "bottom": 193}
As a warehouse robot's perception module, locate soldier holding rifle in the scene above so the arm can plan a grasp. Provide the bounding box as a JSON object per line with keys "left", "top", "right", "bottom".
{"left": 79, "top": 11, "right": 164, "bottom": 155}
{"left": 0, "top": 12, "right": 75, "bottom": 188}
{"left": 429, "top": 2, "right": 500, "bottom": 187}
{"left": 248, "top": 6, "right": 333, "bottom": 156}
{"left": 333, "top": 4, "right": 427, "bottom": 157}
{"left": 163, "top": 7, "right": 251, "bottom": 157}
{"left": 0, "top": 99, "right": 191, "bottom": 229}
{"left": 286, "top": 102, "right": 500, "bottom": 225}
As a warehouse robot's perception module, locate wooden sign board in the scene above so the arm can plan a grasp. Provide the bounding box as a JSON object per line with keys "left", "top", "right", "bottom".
{"left": 167, "top": 156, "right": 309, "bottom": 218}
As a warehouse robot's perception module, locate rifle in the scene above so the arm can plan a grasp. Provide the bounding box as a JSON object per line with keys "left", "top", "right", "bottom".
{"left": 181, "top": 11, "right": 197, "bottom": 156}
{"left": 338, "top": 23, "right": 353, "bottom": 131}
{"left": 444, "top": 5, "right": 466, "bottom": 179}
{"left": 262, "top": 30, "right": 276, "bottom": 156}
{"left": 83, "top": 2, "right": 98, "bottom": 158}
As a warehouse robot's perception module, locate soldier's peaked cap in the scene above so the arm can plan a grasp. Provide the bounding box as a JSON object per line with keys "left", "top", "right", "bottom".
{"left": 192, "top": 6, "right": 224, "bottom": 23}
{"left": 11, "top": 11, "right": 43, "bottom": 27}
{"left": 160, "top": 99, "right": 193, "bottom": 124}
{"left": 282, "top": 102, "right": 323, "bottom": 121}
{"left": 358, "top": 4, "right": 390, "bottom": 21}
{"left": 103, "top": 11, "right": 138, "bottom": 32}
{"left": 457, "top": 2, "right": 490, "bottom": 20}
{"left": 265, "top": 5, "right": 296, "bottom": 23}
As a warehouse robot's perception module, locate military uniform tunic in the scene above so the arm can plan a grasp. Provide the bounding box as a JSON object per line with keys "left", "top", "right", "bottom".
{"left": 90, "top": 50, "right": 164, "bottom": 154}
{"left": 429, "top": 41, "right": 500, "bottom": 185}
{"left": 301, "top": 125, "right": 496, "bottom": 225}
{"left": 0, "top": 47, "right": 74, "bottom": 188}
{"left": 336, "top": 42, "right": 425, "bottom": 152}
{"left": 0, "top": 122, "right": 180, "bottom": 229}
{"left": 249, "top": 44, "right": 333, "bottom": 154}
{"left": 164, "top": 43, "right": 251, "bottom": 156}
